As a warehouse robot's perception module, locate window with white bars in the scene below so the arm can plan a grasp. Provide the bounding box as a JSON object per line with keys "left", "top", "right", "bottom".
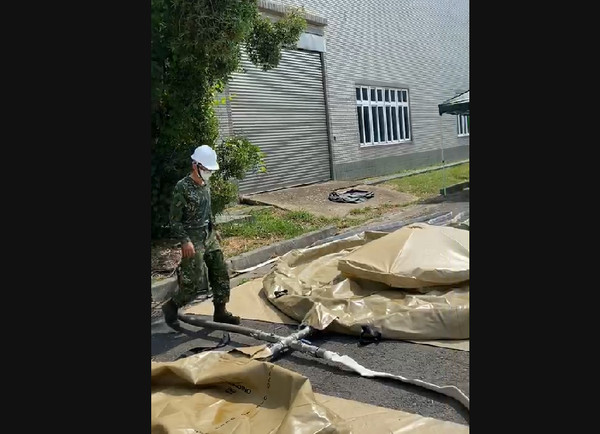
{"left": 457, "top": 114, "right": 470, "bottom": 137}
{"left": 355, "top": 86, "right": 411, "bottom": 146}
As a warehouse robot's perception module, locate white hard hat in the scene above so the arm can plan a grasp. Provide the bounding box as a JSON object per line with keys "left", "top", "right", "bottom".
{"left": 191, "top": 145, "right": 219, "bottom": 170}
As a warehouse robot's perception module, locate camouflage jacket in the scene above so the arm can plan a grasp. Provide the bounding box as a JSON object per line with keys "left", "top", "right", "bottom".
{"left": 169, "top": 175, "right": 215, "bottom": 244}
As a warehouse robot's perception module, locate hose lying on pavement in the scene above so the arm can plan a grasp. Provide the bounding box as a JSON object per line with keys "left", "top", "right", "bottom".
{"left": 178, "top": 314, "right": 470, "bottom": 411}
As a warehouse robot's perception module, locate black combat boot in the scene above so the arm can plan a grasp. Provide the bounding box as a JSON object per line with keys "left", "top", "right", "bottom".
{"left": 213, "top": 302, "right": 241, "bottom": 325}
{"left": 162, "top": 299, "right": 181, "bottom": 330}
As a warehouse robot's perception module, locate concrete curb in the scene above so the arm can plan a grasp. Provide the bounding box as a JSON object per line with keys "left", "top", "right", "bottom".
{"left": 151, "top": 276, "right": 178, "bottom": 303}
{"left": 440, "top": 181, "right": 469, "bottom": 195}
{"left": 226, "top": 226, "right": 338, "bottom": 272}
{"left": 151, "top": 207, "right": 469, "bottom": 303}
{"left": 310, "top": 210, "right": 451, "bottom": 247}
{"left": 215, "top": 214, "right": 253, "bottom": 225}
{"left": 152, "top": 226, "right": 338, "bottom": 301}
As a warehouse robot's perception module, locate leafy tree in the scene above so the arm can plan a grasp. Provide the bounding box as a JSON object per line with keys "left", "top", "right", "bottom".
{"left": 151, "top": 0, "right": 305, "bottom": 237}
{"left": 211, "top": 135, "right": 266, "bottom": 216}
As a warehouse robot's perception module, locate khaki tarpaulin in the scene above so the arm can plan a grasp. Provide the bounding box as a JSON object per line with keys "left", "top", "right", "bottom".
{"left": 338, "top": 223, "right": 469, "bottom": 289}
{"left": 183, "top": 225, "right": 469, "bottom": 347}
{"left": 184, "top": 278, "right": 297, "bottom": 325}
{"left": 408, "top": 339, "right": 469, "bottom": 351}
{"left": 151, "top": 351, "right": 345, "bottom": 433}
{"left": 314, "top": 394, "right": 468, "bottom": 433}
{"left": 151, "top": 351, "right": 468, "bottom": 433}
{"left": 262, "top": 225, "right": 469, "bottom": 340}
{"left": 182, "top": 279, "right": 469, "bottom": 351}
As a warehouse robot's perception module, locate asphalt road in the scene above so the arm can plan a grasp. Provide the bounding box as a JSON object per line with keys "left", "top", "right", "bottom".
{"left": 151, "top": 192, "right": 470, "bottom": 426}
{"left": 152, "top": 314, "right": 469, "bottom": 426}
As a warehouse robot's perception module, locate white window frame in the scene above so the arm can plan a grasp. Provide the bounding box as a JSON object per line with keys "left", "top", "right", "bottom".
{"left": 355, "top": 86, "right": 411, "bottom": 147}
{"left": 457, "top": 114, "right": 470, "bottom": 137}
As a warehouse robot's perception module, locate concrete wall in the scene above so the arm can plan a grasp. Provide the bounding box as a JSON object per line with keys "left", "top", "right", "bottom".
{"left": 268, "top": 0, "right": 470, "bottom": 178}
{"left": 333, "top": 144, "right": 469, "bottom": 180}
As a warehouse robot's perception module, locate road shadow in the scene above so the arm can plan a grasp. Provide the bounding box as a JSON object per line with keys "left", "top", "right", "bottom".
{"left": 420, "top": 189, "right": 469, "bottom": 204}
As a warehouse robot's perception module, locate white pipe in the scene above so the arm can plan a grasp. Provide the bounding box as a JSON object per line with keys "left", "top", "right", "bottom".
{"left": 231, "top": 257, "right": 279, "bottom": 274}
{"left": 322, "top": 351, "right": 469, "bottom": 410}
{"left": 285, "top": 339, "right": 469, "bottom": 410}
{"left": 178, "top": 314, "right": 470, "bottom": 411}
{"left": 268, "top": 326, "right": 313, "bottom": 358}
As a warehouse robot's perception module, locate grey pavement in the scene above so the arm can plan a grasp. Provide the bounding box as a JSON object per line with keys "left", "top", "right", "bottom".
{"left": 151, "top": 317, "right": 469, "bottom": 425}
{"left": 151, "top": 190, "right": 470, "bottom": 426}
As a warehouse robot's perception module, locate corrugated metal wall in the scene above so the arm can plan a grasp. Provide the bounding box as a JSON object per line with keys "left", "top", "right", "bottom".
{"left": 270, "top": 0, "right": 469, "bottom": 169}
{"left": 227, "top": 50, "right": 331, "bottom": 194}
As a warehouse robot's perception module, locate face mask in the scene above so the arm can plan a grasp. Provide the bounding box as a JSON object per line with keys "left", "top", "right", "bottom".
{"left": 194, "top": 162, "right": 213, "bottom": 182}
{"left": 200, "top": 169, "right": 213, "bottom": 182}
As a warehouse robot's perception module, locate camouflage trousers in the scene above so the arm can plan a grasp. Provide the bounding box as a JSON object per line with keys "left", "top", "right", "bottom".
{"left": 172, "top": 229, "right": 231, "bottom": 307}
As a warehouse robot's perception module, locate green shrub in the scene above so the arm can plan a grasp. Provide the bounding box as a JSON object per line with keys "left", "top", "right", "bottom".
{"left": 151, "top": 0, "right": 306, "bottom": 237}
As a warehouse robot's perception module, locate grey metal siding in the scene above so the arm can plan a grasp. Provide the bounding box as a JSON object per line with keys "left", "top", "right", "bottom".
{"left": 228, "top": 50, "right": 331, "bottom": 193}
{"left": 270, "top": 0, "right": 469, "bottom": 176}
{"left": 332, "top": 145, "right": 469, "bottom": 180}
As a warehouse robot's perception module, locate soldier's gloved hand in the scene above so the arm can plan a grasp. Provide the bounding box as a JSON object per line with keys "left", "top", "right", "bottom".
{"left": 182, "top": 241, "right": 196, "bottom": 258}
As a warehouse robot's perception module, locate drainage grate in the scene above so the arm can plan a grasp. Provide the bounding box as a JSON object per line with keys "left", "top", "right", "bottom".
{"left": 151, "top": 301, "right": 165, "bottom": 321}
{"left": 151, "top": 308, "right": 163, "bottom": 321}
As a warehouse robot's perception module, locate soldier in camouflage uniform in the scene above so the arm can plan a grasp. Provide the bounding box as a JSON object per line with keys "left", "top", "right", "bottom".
{"left": 161, "top": 145, "right": 241, "bottom": 329}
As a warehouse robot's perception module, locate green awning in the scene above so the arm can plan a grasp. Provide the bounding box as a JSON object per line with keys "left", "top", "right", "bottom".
{"left": 438, "top": 90, "right": 469, "bottom": 116}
